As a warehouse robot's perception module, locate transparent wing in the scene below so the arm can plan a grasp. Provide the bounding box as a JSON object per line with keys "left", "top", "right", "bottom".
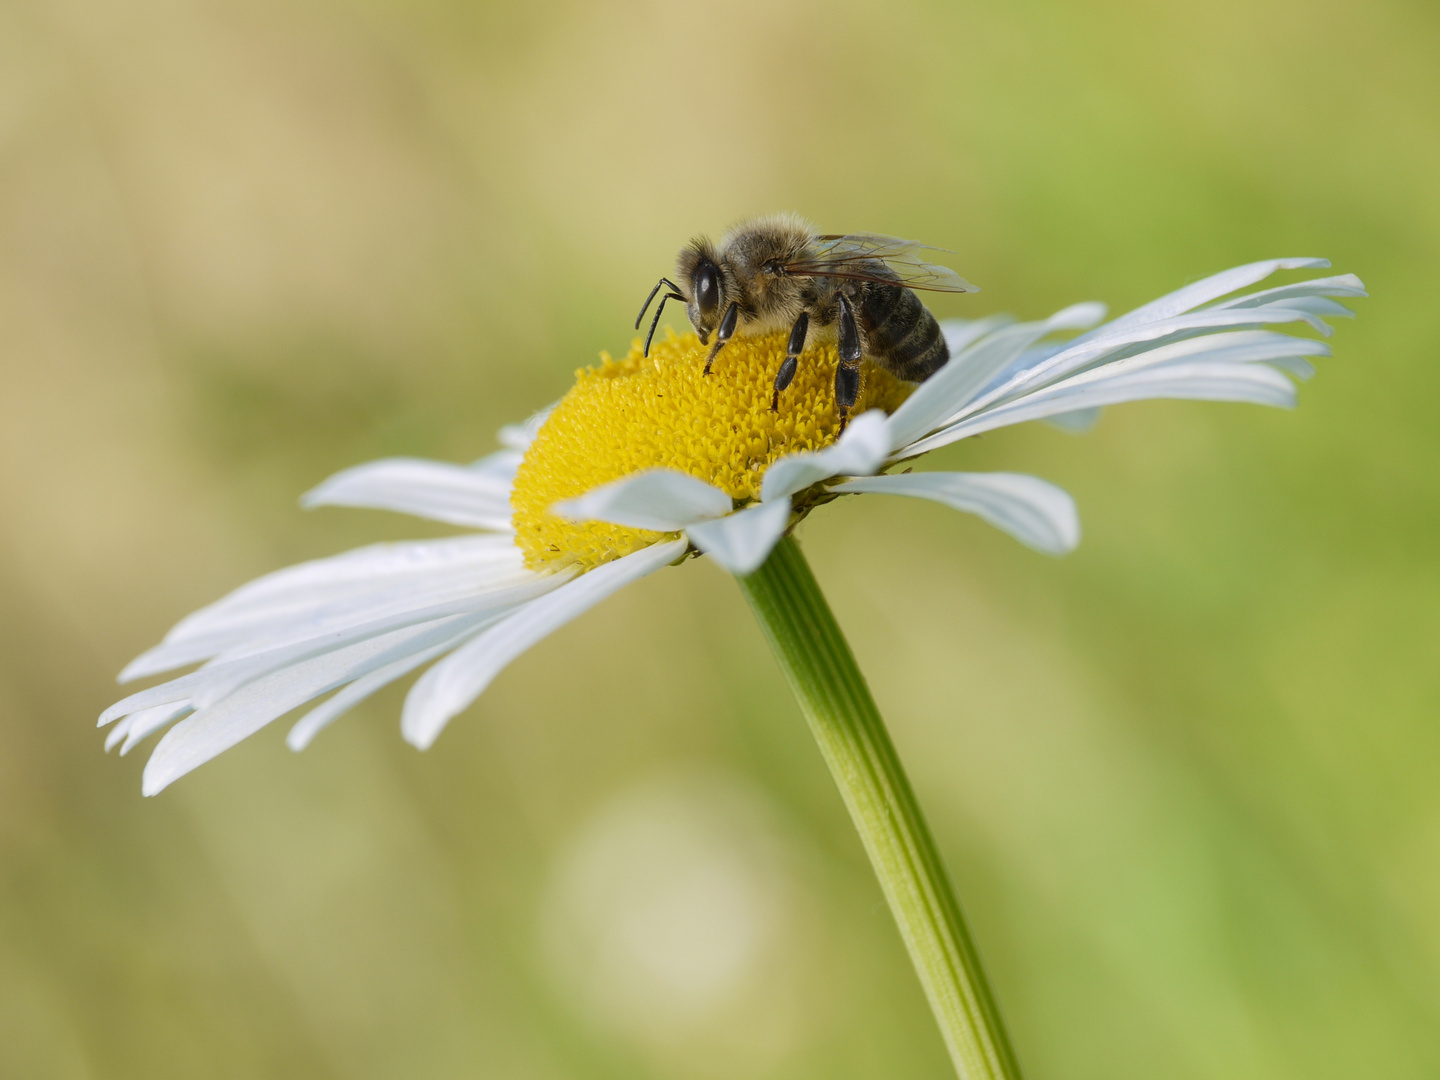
{"left": 783, "top": 233, "right": 980, "bottom": 293}
{"left": 813, "top": 232, "right": 950, "bottom": 255}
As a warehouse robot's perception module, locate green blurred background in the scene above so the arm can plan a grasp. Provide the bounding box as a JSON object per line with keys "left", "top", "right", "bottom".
{"left": 2, "top": 0, "right": 1437, "bottom": 1077}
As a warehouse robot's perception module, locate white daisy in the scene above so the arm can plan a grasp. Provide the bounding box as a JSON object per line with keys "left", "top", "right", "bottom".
{"left": 102, "top": 257, "right": 1363, "bottom": 795}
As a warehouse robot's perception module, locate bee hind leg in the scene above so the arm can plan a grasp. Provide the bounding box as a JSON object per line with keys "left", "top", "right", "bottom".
{"left": 771, "top": 311, "right": 809, "bottom": 411}
{"left": 835, "top": 294, "right": 863, "bottom": 431}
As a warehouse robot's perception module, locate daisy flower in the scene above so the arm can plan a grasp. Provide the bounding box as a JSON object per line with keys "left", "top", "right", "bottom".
{"left": 101, "top": 256, "right": 1363, "bottom": 797}
{"left": 100, "top": 253, "right": 1361, "bottom": 1080}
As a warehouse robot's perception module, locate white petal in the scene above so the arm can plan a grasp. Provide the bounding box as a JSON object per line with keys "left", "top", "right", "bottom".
{"left": 122, "top": 536, "right": 524, "bottom": 680}
{"left": 1266, "top": 355, "right": 1316, "bottom": 380}
{"left": 1041, "top": 303, "right": 1333, "bottom": 378}
{"left": 124, "top": 568, "right": 530, "bottom": 683}
{"left": 183, "top": 573, "right": 568, "bottom": 712}
{"left": 1140, "top": 329, "right": 1331, "bottom": 365}
{"left": 1100, "top": 258, "right": 1329, "bottom": 333}
{"left": 105, "top": 714, "right": 135, "bottom": 751}
{"left": 1044, "top": 301, "right": 1112, "bottom": 331}
{"left": 760, "top": 410, "right": 891, "bottom": 502}
{"left": 401, "top": 539, "right": 688, "bottom": 750}
{"left": 905, "top": 360, "right": 1297, "bottom": 456}
{"left": 497, "top": 404, "right": 555, "bottom": 449}
{"left": 119, "top": 702, "right": 194, "bottom": 756}
{"left": 940, "top": 314, "right": 1016, "bottom": 354}
{"left": 553, "top": 470, "right": 731, "bottom": 531}
{"left": 1208, "top": 272, "right": 1366, "bottom": 311}
{"left": 180, "top": 536, "right": 518, "bottom": 614}
{"left": 467, "top": 447, "right": 524, "bottom": 481}
{"left": 1045, "top": 408, "right": 1102, "bottom": 433}
{"left": 301, "top": 458, "right": 515, "bottom": 531}
{"left": 112, "top": 561, "right": 537, "bottom": 721}
{"left": 142, "top": 617, "right": 489, "bottom": 795}
{"left": 886, "top": 303, "right": 1106, "bottom": 452}
{"left": 149, "top": 535, "right": 517, "bottom": 639}
{"left": 949, "top": 304, "right": 1330, "bottom": 429}
{"left": 1255, "top": 296, "right": 1353, "bottom": 319}
{"left": 1025, "top": 342, "right": 1307, "bottom": 403}
{"left": 685, "top": 499, "right": 793, "bottom": 575}
{"left": 1025, "top": 329, "right": 1329, "bottom": 390}
{"left": 833, "top": 472, "right": 1080, "bottom": 555}
{"left": 285, "top": 622, "right": 484, "bottom": 751}
{"left": 967, "top": 340, "right": 1069, "bottom": 406}
{"left": 100, "top": 672, "right": 203, "bottom": 726}
{"left": 194, "top": 558, "right": 536, "bottom": 665}
{"left": 132, "top": 560, "right": 542, "bottom": 694}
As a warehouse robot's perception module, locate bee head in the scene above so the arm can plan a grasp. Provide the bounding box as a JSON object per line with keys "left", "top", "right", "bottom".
{"left": 676, "top": 238, "right": 727, "bottom": 344}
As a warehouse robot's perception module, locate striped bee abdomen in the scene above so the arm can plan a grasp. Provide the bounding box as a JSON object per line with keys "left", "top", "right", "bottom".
{"left": 856, "top": 280, "right": 950, "bottom": 383}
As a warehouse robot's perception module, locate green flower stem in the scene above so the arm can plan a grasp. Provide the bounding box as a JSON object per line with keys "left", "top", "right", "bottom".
{"left": 735, "top": 535, "right": 1022, "bottom": 1080}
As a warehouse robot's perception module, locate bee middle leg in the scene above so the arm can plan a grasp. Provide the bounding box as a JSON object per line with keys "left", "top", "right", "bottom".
{"left": 835, "top": 293, "right": 863, "bottom": 431}
{"left": 702, "top": 302, "right": 740, "bottom": 375}
{"left": 771, "top": 311, "right": 809, "bottom": 411}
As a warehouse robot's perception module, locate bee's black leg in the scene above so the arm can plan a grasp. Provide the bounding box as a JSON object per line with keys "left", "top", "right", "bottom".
{"left": 634, "top": 277, "right": 683, "bottom": 330}
{"left": 835, "top": 293, "right": 863, "bottom": 431}
{"left": 771, "top": 311, "right": 809, "bottom": 411}
{"left": 643, "top": 291, "right": 686, "bottom": 357}
{"left": 703, "top": 302, "right": 740, "bottom": 374}
{"left": 636, "top": 277, "right": 686, "bottom": 357}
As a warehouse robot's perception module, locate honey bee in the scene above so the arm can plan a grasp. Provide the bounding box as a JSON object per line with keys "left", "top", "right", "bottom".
{"left": 634, "top": 213, "right": 978, "bottom": 424}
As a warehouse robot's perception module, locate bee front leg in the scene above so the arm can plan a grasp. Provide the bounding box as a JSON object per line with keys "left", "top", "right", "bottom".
{"left": 771, "top": 311, "right": 809, "bottom": 411}
{"left": 835, "top": 293, "right": 862, "bottom": 432}
{"left": 703, "top": 302, "right": 739, "bottom": 374}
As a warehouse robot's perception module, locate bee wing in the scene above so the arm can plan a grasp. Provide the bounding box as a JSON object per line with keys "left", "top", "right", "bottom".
{"left": 784, "top": 233, "right": 979, "bottom": 294}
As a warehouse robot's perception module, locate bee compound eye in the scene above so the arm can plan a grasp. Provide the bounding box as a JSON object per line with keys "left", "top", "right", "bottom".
{"left": 694, "top": 262, "right": 719, "bottom": 320}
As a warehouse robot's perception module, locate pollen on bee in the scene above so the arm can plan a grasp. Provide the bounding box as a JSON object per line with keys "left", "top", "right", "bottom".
{"left": 509, "top": 328, "right": 912, "bottom": 572}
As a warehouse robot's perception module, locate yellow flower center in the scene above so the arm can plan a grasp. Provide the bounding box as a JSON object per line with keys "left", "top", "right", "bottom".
{"left": 510, "top": 329, "right": 912, "bottom": 571}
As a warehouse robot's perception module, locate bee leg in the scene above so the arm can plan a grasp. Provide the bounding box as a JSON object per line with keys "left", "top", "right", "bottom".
{"left": 643, "top": 290, "right": 686, "bottom": 357}
{"left": 634, "top": 277, "right": 684, "bottom": 330}
{"left": 703, "top": 302, "right": 740, "bottom": 374}
{"left": 835, "top": 293, "right": 863, "bottom": 431}
{"left": 771, "top": 311, "right": 809, "bottom": 411}
{"left": 635, "top": 277, "right": 688, "bottom": 357}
